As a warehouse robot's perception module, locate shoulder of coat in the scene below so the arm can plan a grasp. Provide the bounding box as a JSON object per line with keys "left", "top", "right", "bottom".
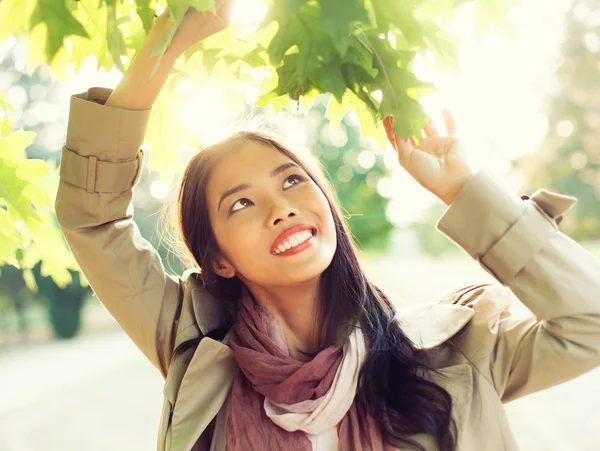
{"left": 399, "top": 283, "right": 512, "bottom": 350}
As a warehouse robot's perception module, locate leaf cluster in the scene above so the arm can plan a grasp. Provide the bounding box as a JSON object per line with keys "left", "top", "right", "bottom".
{"left": 0, "top": 92, "right": 85, "bottom": 289}
{"left": 0, "top": 0, "right": 516, "bottom": 146}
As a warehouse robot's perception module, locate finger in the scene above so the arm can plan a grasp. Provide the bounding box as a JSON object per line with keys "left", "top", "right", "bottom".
{"left": 383, "top": 115, "right": 415, "bottom": 166}
{"left": 423, "top": 115, "right": 439, "bottom": 137}
{"left": 396, "top": 137, "right": 415, "bottom": 168}
{"left": 442, "top": 109, "right": 457, "bottom": 136}
{"left": 216, "top": 0, "right": 236, "bottom": 20}
{"left": 383, "top": 115, "right": 415, "bottom": 151}
{"left": 382, "top": 116, "right": 396, "bottom": 149}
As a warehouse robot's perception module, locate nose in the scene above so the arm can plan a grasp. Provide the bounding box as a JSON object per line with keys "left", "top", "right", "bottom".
{"left": 269, "top": 201, "right": 299, "bottom": 226}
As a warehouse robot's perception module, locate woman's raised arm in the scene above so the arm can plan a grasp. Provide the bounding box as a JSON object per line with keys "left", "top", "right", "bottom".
{"left": 54, "top": 4, "right": 234, "bottom": 378}
{"left": 436, "top": 169, "right": 600, "bottom": 403}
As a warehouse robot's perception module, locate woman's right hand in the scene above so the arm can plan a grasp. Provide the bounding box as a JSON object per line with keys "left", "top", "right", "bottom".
{"left": 162, "top": 0, "right": 236, "bottom": 56}
{"left": 105, "top": 0, "right": 236, "bottom": 111}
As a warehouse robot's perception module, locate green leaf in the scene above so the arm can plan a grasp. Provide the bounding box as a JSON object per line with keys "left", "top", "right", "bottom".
{"left": 268, "top": 1, "right": 343, "bottom": 99}
{"left": 316, "top": 66, "right": 347, "bottom": 103}
{"left": 345, "top": 37, "right": 374, "bottom": 69}
{"left": 150, "top": 0, "right": 216, "bottom": 78}
{"left": 274, "top": 53, "right": 306, "bottom": 100}
{"left": 0, "top": 92, "right": 15, "bottom": 113}
{"left": 167, "top": 0, "right": 216, "bottom": 19}
{"left": 69, "top": 0, "right": 115, "bottom": 72}
{"left": 29, "top": 0, "right": 89, "bottom": 63}
{"left": 319, "top": 0, "right": 370, "bottom": 57}
{"left": 256, "top": 71, "right": 291, "bottom": 113}
{"left": 182, "top": 28, "right": 266, "bottom": 76}
{"left": 325, "top": 93, "right": 347, "bottom": 129}
{"left": 240, "top": 47, "right": 268, "bottom": 68}
{"left": 22, "top": 268, "right": 38, "bottom": 293}
{"left": 271, "top": 94, "right": 292, "bottom": 114}
{"left": 0, "top": 120, "right": 12, "bottom": 138}
{"left": 328, "top": 92, "right": 387, "bottom": 148}
{"left": 371, "top": 0, "right": 425, "bottom": 47}
{"left": 134, "top": 0, "right": 155, "bottom": 34}
{"left": 124, "top": 19, "right": 147, "bottom": 52}
{"left": 419, "top": 18, "right": 460, "bottom": 72}
{"left": 189, "top": 0, "right": 217, "bottom": 13}
{"left": 20, "top": 211, "right": 84, "bottom": 289}
{"left": 0, "top": 129, "right": 52, "bottom": 237}
{"left": 0, "top": 0, "right": 35, "bottom": 42}
{"left": 106, "top": 0, "right": 127, "bottom": 72}
{"left": 415, "top": 0, "right": 461, "bottom": 22}
{"left": 116, "top": 14, "right": 133, "bottom": 26}
{"left": 0, "top": 130, "right": 36, "bottom": 160}
{"left": 299, "top": 92, "right": 316, "bottom": 113}
{"left": 0, "top": 208, "right": 21, "bottom": 267}
{"left": 262, "top": 0, "right": 306, "bottom": 25}
{"left": 0, "top": 157, "right": 51, "bottom": 234}
{"left": 268, "top": 15, "right": 307, "bottom": 65}
{"left": 341, "top": 63, "right": 377, "bottom": 94}
{"left": 362, "top": 34, "right": 432, "bottom": 139}
{"left": 15, "top": 158, "right": 53, "bottom": 188}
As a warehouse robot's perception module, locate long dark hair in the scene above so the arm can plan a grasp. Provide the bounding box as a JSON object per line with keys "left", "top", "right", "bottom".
{"left": 163, "top": 129, "right": 458, "bottom": 450}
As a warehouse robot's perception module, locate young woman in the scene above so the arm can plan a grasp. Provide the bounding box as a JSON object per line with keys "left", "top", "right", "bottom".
{"left": 55, "top": 3, "right": 600, "bottom": 450}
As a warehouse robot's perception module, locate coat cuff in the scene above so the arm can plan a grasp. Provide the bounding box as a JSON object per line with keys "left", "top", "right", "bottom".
{"left": 60, "top": 87, "right": 152, "bottom": 193}
{"left": 65, "top": 87, "right": 151, "bottom": 162}
{"left": 435, "top": 168, "right": 578, "bottom": 286}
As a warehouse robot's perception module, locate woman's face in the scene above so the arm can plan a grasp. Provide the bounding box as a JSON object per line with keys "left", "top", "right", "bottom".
{"left": 206, "top": 140, "right": 337, "bottom": 286}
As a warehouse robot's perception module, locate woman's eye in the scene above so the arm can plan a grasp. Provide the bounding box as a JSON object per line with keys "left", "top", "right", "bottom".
{"left": 230, "top": 198, "right": 253, "bottom": 213}
{"left": 229, "top": 173, "right": 305, "bottom": 214}
{"left": 283, "top": 173, "right": 304, "bottom": 188}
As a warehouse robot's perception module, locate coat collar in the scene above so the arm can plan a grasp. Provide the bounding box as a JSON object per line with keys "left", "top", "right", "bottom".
{"left": 183, "top": 268, "right": 476, "bottom": 350}
{"left": 169, "top": 270, "right": 477, "bottom": 450}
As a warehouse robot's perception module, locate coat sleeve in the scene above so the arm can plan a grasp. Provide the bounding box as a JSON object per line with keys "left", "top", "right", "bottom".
{"left": 55, "top": 87, "right": 182, "bottom": 378}
{"left": 435, "top": 168, "right": 600, "bottom": 403}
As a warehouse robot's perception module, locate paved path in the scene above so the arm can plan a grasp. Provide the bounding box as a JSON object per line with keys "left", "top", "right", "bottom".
{"left": 1, "top": 254, "right": 599, "bottom": 450}
{"left": 0, "top": 328, "right": 164, "bottom": 451}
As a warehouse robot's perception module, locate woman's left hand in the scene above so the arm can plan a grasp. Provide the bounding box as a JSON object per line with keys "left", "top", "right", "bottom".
{"left": 383, "top": 110, "right": 477, "bottom": 206}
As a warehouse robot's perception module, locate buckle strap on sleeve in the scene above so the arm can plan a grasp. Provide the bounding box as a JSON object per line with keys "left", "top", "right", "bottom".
{"left": 60, "top": 146, "right": 145, "bottom": 193}
{"left": 86, "top": 156, "right": 97, "bottom": 193}
{"left": 479, "top": 189, "right": 579, "bottom": 286}
{"left": 520, "top": 189, "right": 578, "bottom": 226}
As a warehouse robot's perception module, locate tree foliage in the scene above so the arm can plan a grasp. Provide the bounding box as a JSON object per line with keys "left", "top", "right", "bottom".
{"left": 307, "top": 96, "right": 396, "bottom": 251}
{"left": 516, "top": 0, "right": 600, "bottom": 242}
{"left": 0, "top": 0, "right": 516, "bottom": 284}
{"left": 0, "top": 45, "right": 84, "bottom": 290}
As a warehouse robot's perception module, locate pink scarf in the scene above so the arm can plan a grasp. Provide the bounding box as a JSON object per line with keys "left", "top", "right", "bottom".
{"left": 226, "top": 286, "right": 389, "bottom": 450}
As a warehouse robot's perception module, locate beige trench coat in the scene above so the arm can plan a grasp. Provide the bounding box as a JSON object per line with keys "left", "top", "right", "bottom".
{"left": 55, "top": 88, "right": 600, "bottom": 451}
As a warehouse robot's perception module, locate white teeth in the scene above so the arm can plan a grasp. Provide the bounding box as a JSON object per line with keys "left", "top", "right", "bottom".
{"left": 273, "top": 230, "right": 314, "bottom": 254}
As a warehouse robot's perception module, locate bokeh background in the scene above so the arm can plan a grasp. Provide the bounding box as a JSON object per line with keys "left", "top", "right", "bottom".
{"left": 1, "top": 0, "right": 600, "bottom": 449}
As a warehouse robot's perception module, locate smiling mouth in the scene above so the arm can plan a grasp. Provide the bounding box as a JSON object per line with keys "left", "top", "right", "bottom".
{"left": 271, "top": 228, "right": 317, "bottom": 255}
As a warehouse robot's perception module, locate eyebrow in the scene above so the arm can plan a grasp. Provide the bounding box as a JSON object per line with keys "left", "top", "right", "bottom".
{"left": 217, "top": 162, "right": 301, "bottom": 212}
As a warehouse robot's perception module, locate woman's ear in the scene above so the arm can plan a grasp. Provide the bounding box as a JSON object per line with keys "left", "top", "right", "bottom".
{"left": 212, "top": 255, "right": 236, "bottom": 278}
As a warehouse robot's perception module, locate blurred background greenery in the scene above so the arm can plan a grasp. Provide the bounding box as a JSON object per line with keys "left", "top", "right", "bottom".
{"left": 2, "top": 0, "right": 600, "bottom": 449}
